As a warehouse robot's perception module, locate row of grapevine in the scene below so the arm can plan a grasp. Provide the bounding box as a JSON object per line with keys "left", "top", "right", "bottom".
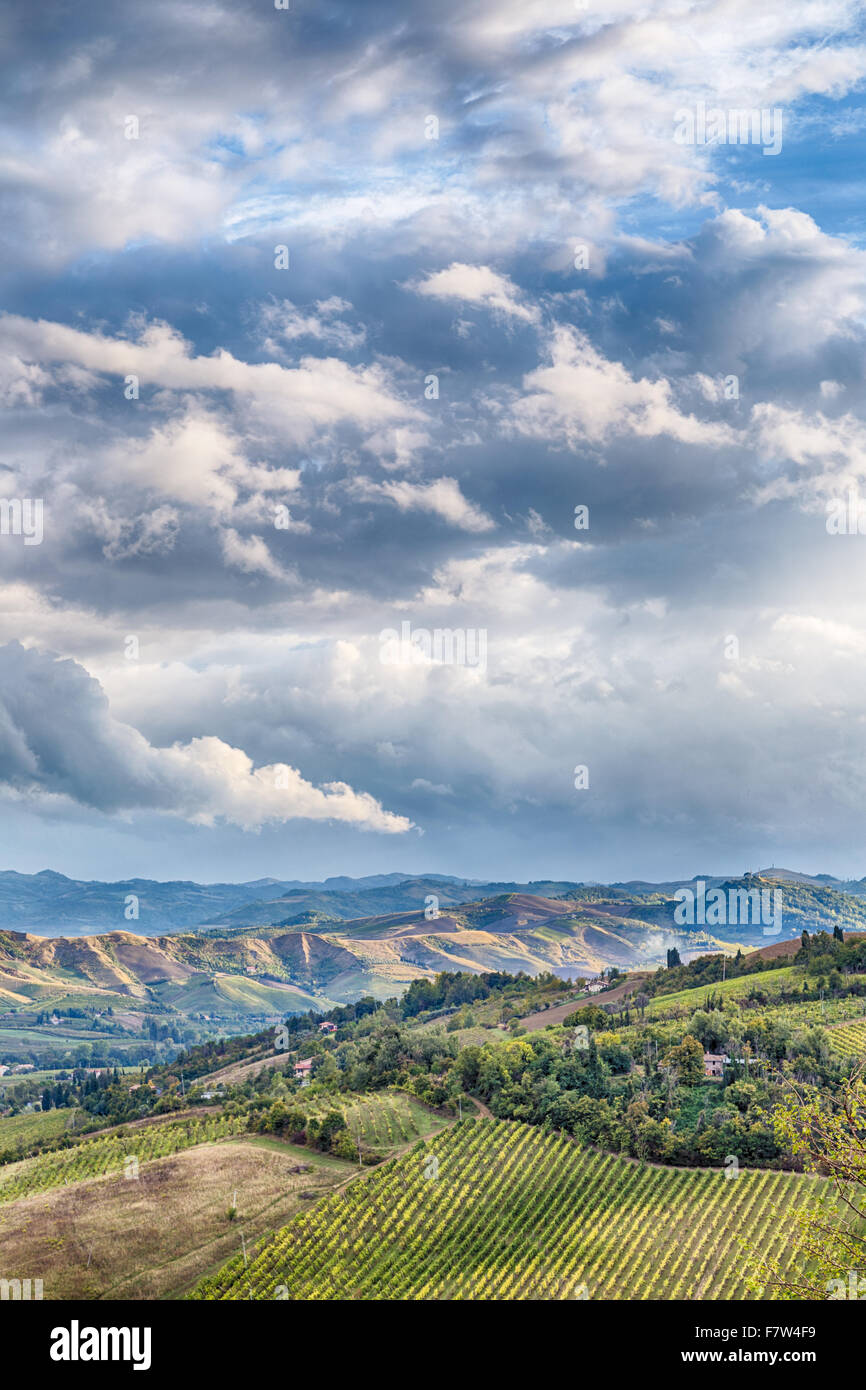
{"left": 0, "top": 1113, "right": 247, "bottom": 1204}
{"left": 294, "top": 1090, "right": 432, "bottom": 1150}
{"left": 192, "top": 1118, "right": 826, "bottom": 1301}
{"left": 827, "top": 1018, "right": 866, "bottom": 1057}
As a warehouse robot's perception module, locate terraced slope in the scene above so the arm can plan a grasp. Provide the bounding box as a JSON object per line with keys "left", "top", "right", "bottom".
{"left": 193, "top": 1118, "right": 827, "bottom": 1301}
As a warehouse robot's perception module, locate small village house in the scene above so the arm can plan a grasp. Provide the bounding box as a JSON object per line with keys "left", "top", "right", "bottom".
{"left": 703, "top": 1052, "right": 729, "bottom": 1079}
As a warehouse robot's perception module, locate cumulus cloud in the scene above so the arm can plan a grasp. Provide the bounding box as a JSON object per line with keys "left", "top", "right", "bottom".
{"left": 3, "top": 0, "right": 863, "bottom": 266}
{"left": 408, "top": 264, "right": 540, "bottom": 326}
{"left": 750, "top": 403, "right": 866, "bottom": 508}
{"left": 0, "top": 313, "right": 422, "bottom": 450}
{"left": 0, "top": 644, "right": 412, "bottom": 834}
{"left": 257, "top": 297, "right": 367, "bottom": 354}
{"left": 352, "top": 476, "right": 495, "bottom": 532}
{"left": 2, "top": 0, "right": 866, "bottom": 881}
{"left": 508, "top": 325, "right": 738, "bottom": 449}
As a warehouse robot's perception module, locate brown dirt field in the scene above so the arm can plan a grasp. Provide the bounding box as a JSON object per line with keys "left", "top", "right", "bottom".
{"left": 0, "top": 1138, "right": 354, "bottom": 1301}
{"left": 745, "top": 931, "right": 866, "bottom": 964}
{"left": 518, "top": 975, "right": 649, "bottom": 1030}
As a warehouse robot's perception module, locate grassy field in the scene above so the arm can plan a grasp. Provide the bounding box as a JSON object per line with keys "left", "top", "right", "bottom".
{"left": 646, "top": 966, "right": 803, "bottom": 1016}
{"left": 193, "top": 1117, "right": 829, "bottom": 1301}
{"left": 0, "top": 1139, "right": 356, "bottom": 1300}
{"left": 411, "top": 1021, "right": 509, "bottom": 1048}
{"left": 0, "top": 1024, "right": 149, "bottom": 1062}
{"left": 0, "top": 1112, "right": 248, "bottom": 1203}
{"left": 0, "top": 1106, "right": 84, "bottom": 1156}
{"left": 0, "top": 1069, "right": 69, "bottom": 1091}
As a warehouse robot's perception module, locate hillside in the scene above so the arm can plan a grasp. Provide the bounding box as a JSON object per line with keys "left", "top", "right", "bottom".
{"left": 193, "top": 1118, "right": 828, "bottom": 1301}
{"left": 6, "top": 873, "right": 866, "bottom": 1067}
{"left": 0, "top": 892, "right": 722, "bottom": 1062}
{"left": 2, "top": 945, "right": 865, "bottom": 1308}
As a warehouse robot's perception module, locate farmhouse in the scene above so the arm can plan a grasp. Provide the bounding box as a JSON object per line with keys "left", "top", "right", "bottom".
{"left": 703, "top": 1052, "right": 729, "bottom": 1079}
{"left": 318, "top": 1021, "right": 337, "bottom": 1033}
{"left": 293, "top": 1058, "right": 314, "bottom": 1084}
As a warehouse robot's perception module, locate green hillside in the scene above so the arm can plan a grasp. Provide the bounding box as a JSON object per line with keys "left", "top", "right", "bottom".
{"left": 192, "top": 1118, "right": 828, "bottom": 1301}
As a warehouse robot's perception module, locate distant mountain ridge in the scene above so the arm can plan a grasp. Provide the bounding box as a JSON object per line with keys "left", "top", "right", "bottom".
{"left": 1, "top": 865, "right": 865, "bottom": 938}
{"left": 4, "top": 875, "right": 866, "bottom": 1059}
{"left": 0, "top": 869, "right": 480, "bottom": 935}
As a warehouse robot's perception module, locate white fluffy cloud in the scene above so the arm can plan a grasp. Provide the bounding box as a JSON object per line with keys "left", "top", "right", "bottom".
{"left": 751, "top": 403, "right": 866, "bottom": 507}
{"left": 0, "top": 644, "right": 412, "bottom": 835}
{"left": 0, "top": 314, "right": 422, "bottom": 451}
{"left": 352, "top": 476, "right": 495, "bottom": 532}
{"left": 508, "top": 325, "right": 738, "bottom": 449}
{"left": 408, "top": 264, "right": 540, "bottom": 325}
{"left": 257, "top": 297, "right": 367, "bottom": 354}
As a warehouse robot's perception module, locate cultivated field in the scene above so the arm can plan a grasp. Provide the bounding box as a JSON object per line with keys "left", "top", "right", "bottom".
{"left": 646, "top": 967, "right": 802, "bottom": 1016}
{"left": 0, "top": 1106, "right": 84, "bottom": 1158}
{"left": 295, "top": 1090, "right": 448, "bottom": 1153}
{"left": 0, "top": 1112, "right": 247, "bottom": 1203}
{"left": 0, "top": 1139, "right": 355, "bottom": 1300}
{"left": 193, "top": 1118, "right": 827, "bottom": 1301}
{"left": 827, "top": 1017, "right": 866, "bottom": 1057}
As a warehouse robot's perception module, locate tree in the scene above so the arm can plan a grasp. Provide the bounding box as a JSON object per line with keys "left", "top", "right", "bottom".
{"left": 665, "top": 1034, "right": 705, "bottom": 1086}
{"left": 746, "top": 1071, "right": 866, "bottom": 1299}
{"left": 331, "top": 1128, "right": 358, "bottom": 1160}
{"left": 666, "top": 947, "right": 682, "bottom": 969}
{"left": 263, "top": 1100, "right": 289, "bottom": 1133}
{"left": 316, "top": 1109, "right": 346, "bottom": 1150}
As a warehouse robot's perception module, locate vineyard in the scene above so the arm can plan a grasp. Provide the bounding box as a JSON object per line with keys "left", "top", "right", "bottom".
{"left": 0, "top": 1105, "right": 84, "bottom": 1159}
{"left": 296, "top": 1090, "right": 446, "bottom": 1152}
{"left": 0, "top": 1112, "right": 247, "bottom": 1203}
{"left": 647, "top": 967, "right": 802, "bottom": 1016}
{"left": 193, "top": 1118, "right": 826, "bottom": 1301}
{"left": 827, "top": 1018, "right": 866, "bottom": 1057}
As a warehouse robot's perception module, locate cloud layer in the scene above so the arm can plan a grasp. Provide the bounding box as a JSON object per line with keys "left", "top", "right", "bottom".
{"left": 1, "top": 0, "right": 866, "bottom": 880}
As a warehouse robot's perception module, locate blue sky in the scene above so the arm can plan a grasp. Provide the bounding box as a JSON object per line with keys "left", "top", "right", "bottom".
{"left": 1, "top": 0, "right": 866, "bottom": 884}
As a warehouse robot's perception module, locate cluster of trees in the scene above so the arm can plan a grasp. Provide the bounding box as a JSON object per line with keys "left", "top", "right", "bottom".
{"left": 29, "top": 959, "right": 853, "bottom": 1182}
{"left": 447, "top": 1030, "right": 787, "bottom": 1168}
{"left": 797, "top": 929, "right": 866, "bottom": 980}
{"left": 253, "top": 1101, "right": 362, "bottom": 1161}
{"left": 400, "top": 971, "right": 539, "bottom": 1018}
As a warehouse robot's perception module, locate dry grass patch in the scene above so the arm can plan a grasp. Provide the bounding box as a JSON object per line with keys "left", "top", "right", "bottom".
{"left": 0, "top": 1138, "right": 354, "bottom": 1301}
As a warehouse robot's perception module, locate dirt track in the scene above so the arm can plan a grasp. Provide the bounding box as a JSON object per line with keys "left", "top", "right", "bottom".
{"left": 518, "top": 976, "right": 648, "bottom": 1031}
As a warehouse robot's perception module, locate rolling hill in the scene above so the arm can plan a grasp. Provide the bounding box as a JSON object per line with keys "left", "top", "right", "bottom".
{"left": 192, "top": 1118, "right": 829, "bottom": 1301}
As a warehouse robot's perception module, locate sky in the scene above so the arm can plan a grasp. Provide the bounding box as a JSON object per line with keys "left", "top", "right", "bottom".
{"left": 1, "top": 0, "right": 866, "bottom": 885}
